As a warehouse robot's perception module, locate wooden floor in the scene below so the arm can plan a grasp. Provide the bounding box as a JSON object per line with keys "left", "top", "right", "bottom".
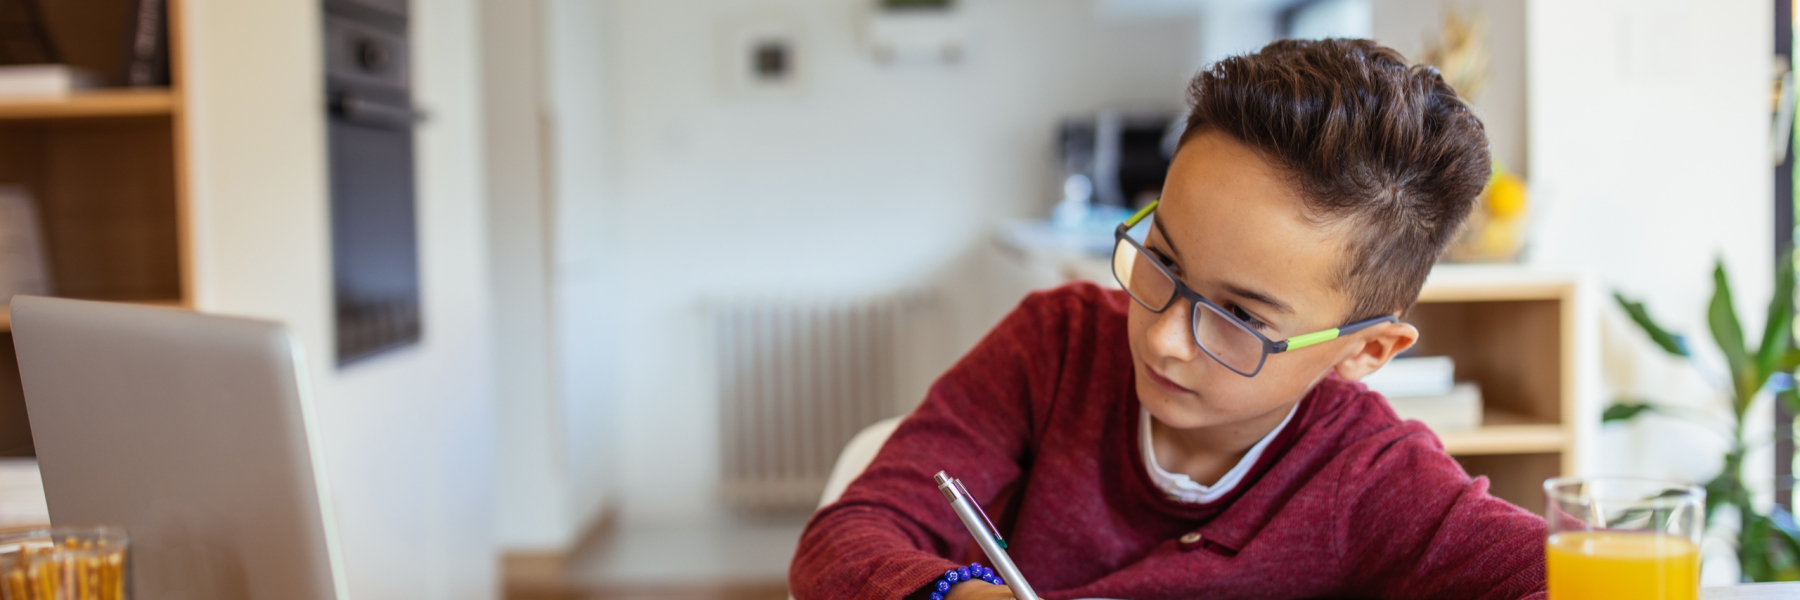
{"left": 501, "top": 507, "right": 802, "bottom": 600}
{"left": 503, "top": 548, "right": 790, "bottom": 600}
{"left": 507, "top": 581, "right": 790, "bottom": 600}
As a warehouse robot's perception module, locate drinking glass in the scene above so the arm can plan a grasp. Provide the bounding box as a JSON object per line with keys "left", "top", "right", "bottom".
{"left": 1544, "top": 477, "right": 1704, "bottom": 600}
{"left": 0, "top": 527, "right": 129, "bottom": 600}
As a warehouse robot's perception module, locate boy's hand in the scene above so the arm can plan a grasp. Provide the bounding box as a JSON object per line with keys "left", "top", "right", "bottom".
{"left": 945, "top": 581, "right": 1020, "bottom": 600}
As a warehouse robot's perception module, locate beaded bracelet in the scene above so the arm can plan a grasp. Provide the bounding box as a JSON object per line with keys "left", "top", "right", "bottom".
{"left": 928, "top": 562, "right": 1004, "bottom": 600}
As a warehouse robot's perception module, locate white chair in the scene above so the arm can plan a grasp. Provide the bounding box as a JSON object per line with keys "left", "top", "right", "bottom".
{"left": 792, "top": 416, "right": 905, "bottom": 600}
{"left": 817, "top": 415, "right": 905, "bottom": 508}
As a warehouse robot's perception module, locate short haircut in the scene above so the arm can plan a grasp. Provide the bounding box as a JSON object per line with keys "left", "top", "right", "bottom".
{"left": 1180, "top": 38, "right": 1490, "bottom": 321}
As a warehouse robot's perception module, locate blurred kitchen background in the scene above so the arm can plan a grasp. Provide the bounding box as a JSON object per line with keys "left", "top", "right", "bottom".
{"left": 0, "top": 0, "right": 1786, "bottom": 598}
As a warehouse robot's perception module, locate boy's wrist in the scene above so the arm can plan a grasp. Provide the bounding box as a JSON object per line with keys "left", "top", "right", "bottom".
{"left": 944, "top": 580, "right": 1013, "bottom": 600}
{"left": 907, "top": 562, "right": 1009, "bottom": 600}
{"left": 906, "top": 578, "right": 1008, "bottom": 600}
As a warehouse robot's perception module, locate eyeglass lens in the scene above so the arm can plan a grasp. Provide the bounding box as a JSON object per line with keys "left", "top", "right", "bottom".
{"left": 1112, "top": 238, "right": 1267, "bottom": 375}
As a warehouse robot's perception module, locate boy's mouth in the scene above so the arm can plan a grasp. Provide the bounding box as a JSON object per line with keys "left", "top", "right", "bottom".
{"left": 1144, "top": 364, "right": 1196, "bottom": 396}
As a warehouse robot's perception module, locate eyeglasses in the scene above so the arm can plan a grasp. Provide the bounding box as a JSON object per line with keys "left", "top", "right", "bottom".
{"left": 1111, "top": 200, "right": 1398, "bottom": 377}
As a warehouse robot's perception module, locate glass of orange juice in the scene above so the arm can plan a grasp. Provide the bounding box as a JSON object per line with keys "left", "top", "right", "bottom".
{"left": 1544, "top": 477, "right": 1704, "bottom": 600}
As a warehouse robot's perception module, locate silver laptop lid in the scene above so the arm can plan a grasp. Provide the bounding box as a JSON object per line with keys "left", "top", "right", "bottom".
{"left": 10, "top": 296, "right": 348, "bottom": 600}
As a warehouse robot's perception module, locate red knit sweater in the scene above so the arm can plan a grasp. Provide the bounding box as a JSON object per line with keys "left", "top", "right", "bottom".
{"left": 789, "top": 283, "right": 1548, "bottom": 600}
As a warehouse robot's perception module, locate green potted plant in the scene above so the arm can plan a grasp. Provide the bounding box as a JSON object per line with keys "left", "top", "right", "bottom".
{"left": 1607, "top": 253, "right": 1800, "bottom": 581}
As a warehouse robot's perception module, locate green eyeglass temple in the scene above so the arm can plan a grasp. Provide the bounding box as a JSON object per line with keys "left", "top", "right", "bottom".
{"left": 1118, "top": 200, "right": 1398, "bottom": 356}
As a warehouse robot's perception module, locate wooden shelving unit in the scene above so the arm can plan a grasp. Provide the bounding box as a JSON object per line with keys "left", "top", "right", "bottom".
{"left": 1410, "top": 264, "right": 1583, "bottom": 513}
{"left": 0, "top": 0, "right": 192, "bottom": 461}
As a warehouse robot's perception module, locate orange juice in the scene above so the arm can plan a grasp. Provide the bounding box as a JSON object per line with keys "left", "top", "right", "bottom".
{"left": 1547, "top": 531, "right": 1699, "bottom": 600}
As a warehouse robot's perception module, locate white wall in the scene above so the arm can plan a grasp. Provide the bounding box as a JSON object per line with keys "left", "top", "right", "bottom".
{"left": 183, "top": 0, "right": 499, "bottom": 598}
{"left": 547, "top": 0, "right": 1198, "bottom": 522}
{"left": 1095, "top": 0, "right": 1282, "bottom": 68}
{"left": 1526, "top": 0, "right": 1773, "bottom": 493}
{"left": 543, "top": 0, "right": 622, "bottom": 537}
{"left": 1196, "top": 5, "right": 1281, "bottom": 67}
{"left": 1372, "top": 0, "right": 1528, "bottom": 176}
{"left": 483, "top": 0, "right": 581, "bottom": 552}
{"left": 484, "top": 0, "right": 625, "bottom": 553}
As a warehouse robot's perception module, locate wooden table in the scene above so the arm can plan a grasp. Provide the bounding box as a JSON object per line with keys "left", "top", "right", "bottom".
{"left": 1706, "top": 583, "right": 1800, "bottom": 598}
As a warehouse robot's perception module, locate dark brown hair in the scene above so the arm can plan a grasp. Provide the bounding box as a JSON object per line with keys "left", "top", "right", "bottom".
{"left": 1181, "top": 38, "right": 1490, "bottom": 321}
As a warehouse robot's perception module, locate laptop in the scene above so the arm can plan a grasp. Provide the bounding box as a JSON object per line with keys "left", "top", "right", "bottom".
{"left": 10, "top": 296, "right": 348, "bottom": 600}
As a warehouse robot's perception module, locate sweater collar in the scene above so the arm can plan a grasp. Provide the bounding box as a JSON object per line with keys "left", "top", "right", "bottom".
{"left": 1139, "top": 402, "right": 1300, "bottom": 504}
{"left": 1188, "top": 375, "right": 1361, "bottom": 554}
{"left": 1122, "top": 374, "right": 1352, "bottom": 553}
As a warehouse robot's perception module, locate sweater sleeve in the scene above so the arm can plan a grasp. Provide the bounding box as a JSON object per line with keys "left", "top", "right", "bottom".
{"left": 788, "top": 289, "right": 1075, "bottom": 600}
{"left": 1334, "top": 420, "right": 1548, "bottom": 600}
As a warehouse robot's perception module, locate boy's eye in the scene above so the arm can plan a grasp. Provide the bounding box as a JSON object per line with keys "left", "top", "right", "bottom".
{"left": 1147, "top": 246, "right": 1180, "bottom": 273}
{"left": 1228, "top": 304, "right": 1270, "bottom": 331}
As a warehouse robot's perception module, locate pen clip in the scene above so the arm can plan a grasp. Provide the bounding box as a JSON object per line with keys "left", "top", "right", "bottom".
{"left": 954, "top": 478, "right": 1007, "bottom": 549}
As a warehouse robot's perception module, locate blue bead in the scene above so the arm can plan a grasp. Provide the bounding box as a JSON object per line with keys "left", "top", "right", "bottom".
{"left": 937, "top": 580, "right": 950, "bottom": 593}
{"left": 946, "top": 569, "right": 960, "bottom": 583}
{"left": 971, "top": 562, "right": 983, "bottom": 572}
{"left": 958, "top": 567, "right": 972, "bottom": 581}
{"left": 994, "top": 576, "right": 1005, "bottom": 586}
{"left": 931, "top": 594, "right": 943, "bottom": 600}
{"left": 981, "top": 566, "right": 993, "bottom": 579}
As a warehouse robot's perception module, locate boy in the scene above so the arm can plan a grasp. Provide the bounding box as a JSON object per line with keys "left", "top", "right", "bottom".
{"left": 790, "top": 39, "right": 1545, "bottom": 600}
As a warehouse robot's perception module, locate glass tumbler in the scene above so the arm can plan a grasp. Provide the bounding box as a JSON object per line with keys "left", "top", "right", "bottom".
{"left": 0, "top": 527, "right": 129, "bottom": 600}
{"left": 1544, "top": 477, "right": 1704, "bottom": 600}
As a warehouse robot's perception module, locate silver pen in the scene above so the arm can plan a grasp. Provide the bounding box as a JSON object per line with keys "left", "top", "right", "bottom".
{"left": 934, "top": 471, "right": 1038, "bottom": 600}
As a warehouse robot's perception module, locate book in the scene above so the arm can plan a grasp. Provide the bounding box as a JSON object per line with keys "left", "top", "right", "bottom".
{"left": 0, "top": 64, "right": 96, "bottom": 97}
{"left": 1360, "top": 355, "right": 1455, "bottom": 398}
{"left": 0, "top": 458, "right": 48, "bottom": 528}
{"left": 0, "top": 0, "right": 61, "bottom": 65}
{"left": 120, "top": 0, "right": 169, "bottom": 87}
{"left": 0, "top": 186, "right": 51, "bottom": 298}
{"left": 1386, "top": 382, "right": 1484, "bottom": 432}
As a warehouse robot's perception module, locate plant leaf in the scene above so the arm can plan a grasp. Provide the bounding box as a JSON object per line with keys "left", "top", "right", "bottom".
{"left": 1759, "top": 250, "right": 1798, "bottom": 383}
{"left": 1745, "top": 513, "right": 1775, "bottom": 582}
{"left": 1602, "top": 402, "right": 1663, "bottom": 423}
{"left": 1615, "top": 292, "right": 1690, "bottom": 357}
{"left": 1784, "top": 387, "right": 1800, "bottom": 416}
{"left": 1703, "top": 472, "right": 1734, "bottom": 526}
{"left": 1710, "top": 260, "right": 1755, "bottom": 405}
{"left": 1767, "top": 506, "right": 1800, "bottom": 581}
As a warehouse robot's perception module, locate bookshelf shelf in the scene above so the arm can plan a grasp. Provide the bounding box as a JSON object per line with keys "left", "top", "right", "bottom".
{"left": 1414, "top": 264, "right": 1576, "bottom": 303}
{"left": 0, "top": 300, "right": 184, "bottom": 333}
{"left": 1437, "top": 421, "right": 1569, "bottom": 456}
{"left": 0, "top": 89, "right": 176, "bottom": 121}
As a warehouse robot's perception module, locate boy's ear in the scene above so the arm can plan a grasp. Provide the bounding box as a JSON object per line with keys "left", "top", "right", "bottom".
{"left": 1332, "top": 321, "right": 1419, "bottom": 381}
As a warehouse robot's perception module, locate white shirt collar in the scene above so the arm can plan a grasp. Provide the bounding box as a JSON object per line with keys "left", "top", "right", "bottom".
{"left": 1139, "top": 403, "right": 1298, "bottom": 504}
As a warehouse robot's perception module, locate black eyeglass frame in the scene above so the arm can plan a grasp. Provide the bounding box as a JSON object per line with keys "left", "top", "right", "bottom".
{"left": 1111, "top": 200, "right": 1399, "bottom": 377}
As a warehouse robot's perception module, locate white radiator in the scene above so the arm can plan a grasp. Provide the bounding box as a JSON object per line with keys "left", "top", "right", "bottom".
{"left": 709, "top": 292, "right": 935, "bottom": 511}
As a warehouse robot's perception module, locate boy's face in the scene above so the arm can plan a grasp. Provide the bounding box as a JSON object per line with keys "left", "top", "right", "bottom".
{"left": 1127, "top": 130, "right": 1416, "bottom": 432}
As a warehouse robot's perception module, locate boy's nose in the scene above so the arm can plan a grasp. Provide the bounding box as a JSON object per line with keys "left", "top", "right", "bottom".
{"left": 1146, "top": 300, "right": 1201, "bottom": 363}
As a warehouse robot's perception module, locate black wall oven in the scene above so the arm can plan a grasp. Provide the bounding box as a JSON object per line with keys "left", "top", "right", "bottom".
{"left": 323, "top": 0, "right": 421, "bottom": 365}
